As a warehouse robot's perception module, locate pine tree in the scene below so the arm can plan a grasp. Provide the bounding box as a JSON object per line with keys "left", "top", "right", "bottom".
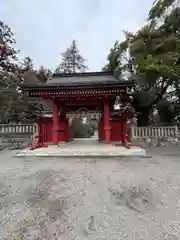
{"left": 37, "top": 65, "right": 52, "bottom": 82}
{"left": 55, "top": 40, "right": 88, "bottom": 73}
{"left": 20, "top": 57, "right": 33, "bottom": 72}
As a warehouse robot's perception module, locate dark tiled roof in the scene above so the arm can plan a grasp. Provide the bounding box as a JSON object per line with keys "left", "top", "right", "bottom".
{"left": 22, "top": 72, "right": 134, "bottom": 90}
{"left": 45, "top": 72, "right": 130, "bottom": 87}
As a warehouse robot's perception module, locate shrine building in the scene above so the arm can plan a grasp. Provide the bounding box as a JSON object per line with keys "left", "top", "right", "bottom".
{"left": 23, "top": 71, "right": 134, "bottom": 149}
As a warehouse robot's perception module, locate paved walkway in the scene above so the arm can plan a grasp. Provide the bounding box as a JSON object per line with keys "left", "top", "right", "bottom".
{"left": 16, "top": 139, "right": 146, "bottom": 157}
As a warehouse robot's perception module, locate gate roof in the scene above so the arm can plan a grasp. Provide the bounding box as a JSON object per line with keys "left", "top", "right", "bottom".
{"left": 22, "top": 71, "right": 133, "bottom": 90}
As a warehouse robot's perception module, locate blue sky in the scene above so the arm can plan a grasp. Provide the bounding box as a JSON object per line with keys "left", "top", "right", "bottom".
{"left": 1, "top": 0, "right": 154, "bottom": 71}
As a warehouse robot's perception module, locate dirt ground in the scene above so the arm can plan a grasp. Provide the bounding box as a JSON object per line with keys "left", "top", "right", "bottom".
{"left": 0, "top": 148, "right": 180, "bottom": 240}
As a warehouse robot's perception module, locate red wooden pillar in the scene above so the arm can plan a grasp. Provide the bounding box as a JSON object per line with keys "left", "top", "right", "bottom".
{"left": 62, "top": 106, "right": 68, "bottom": 142}
{"left": 52, "top": 99, "right": 59, "bottom": 144}
{"left": 104, "top": 98, "right": 111, "bottom": 144}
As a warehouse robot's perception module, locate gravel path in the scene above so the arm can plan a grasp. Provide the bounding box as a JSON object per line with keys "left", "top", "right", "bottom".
{"left": 0, "top": 150, "right": 180, "bottom": 239}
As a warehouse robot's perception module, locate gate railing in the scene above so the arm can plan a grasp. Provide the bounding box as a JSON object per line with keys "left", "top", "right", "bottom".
{"left": 0, "top": 123, "right": 36, "bottom": 134}
{"left": 131, "top": 126, "right": 179, "bottom": 139}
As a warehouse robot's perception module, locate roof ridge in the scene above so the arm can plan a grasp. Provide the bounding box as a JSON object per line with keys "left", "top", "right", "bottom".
{"left": 52, "top": 71, "right": 112, "bottom": 78}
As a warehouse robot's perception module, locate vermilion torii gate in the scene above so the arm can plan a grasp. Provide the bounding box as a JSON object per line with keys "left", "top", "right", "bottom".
{"left": 22, "top": 72, "right": 134, "bottom": 149}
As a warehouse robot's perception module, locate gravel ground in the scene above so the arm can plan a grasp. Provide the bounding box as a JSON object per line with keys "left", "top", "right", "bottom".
{"left": 139, "top": 144, "right": 180, "bottom": 158}
{"left": 0, "top": 149, "right": 180, "bottom": 239}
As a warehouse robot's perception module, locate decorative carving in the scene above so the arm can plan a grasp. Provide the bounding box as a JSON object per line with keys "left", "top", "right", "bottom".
{"left": 126, "top": 87, "right": 132, "bottom": 94}
{"left": 76, "top": 97, "right": 86, "bottom": 101}
{"left": 66, "top": 106, "right": 101, "bottom": 118}
{"left": 31, "top": 88, "right": 128, "bottom": 98}
{"left": 92, "top": 96, "right": 102, "bottom": 101}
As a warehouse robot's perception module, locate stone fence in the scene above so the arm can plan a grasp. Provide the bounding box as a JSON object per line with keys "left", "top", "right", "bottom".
{"left": 0, "top": 124, "right": 37, "bottom": 151}
{"left": 0, "top": 123, "right": 179, "bottom": 139}
{"left": 131, "top": 125, "right": 179, "bottom": 139}
{"left": 0, "top": 123, "right": 36, "bottom": 135}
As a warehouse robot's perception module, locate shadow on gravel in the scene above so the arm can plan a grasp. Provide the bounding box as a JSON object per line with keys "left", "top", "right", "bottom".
{"left": 108, "top": 182, "right": 161, "bottom": 214}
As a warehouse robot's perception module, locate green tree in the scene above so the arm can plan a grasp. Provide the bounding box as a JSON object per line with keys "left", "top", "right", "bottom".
{"left": 17, "top": 71, "right": 44, "bottom": 122}
{"left": 0, "top": 21, "right": 53, "bottom": 123}
{"left": 156, "top": 99, "right": 175, "bottom": 124}
{"left": 104, "top": 0, "right": 180, "bottom": 126}
{"left": 20, "top": 57, "right": 34, "bottom": 71}
{"left": 37, "top": 65, "right": 52, "bottom": 82}
{"left": 148, "top": 0, "right": 178, "bottom": 24}
{"left": 55, "top": 40, "right": 88, "bottom": 73}
{"left": 0, "top": 21, "right": 20, "bottom": 123}
{"left": 0, "top": 21, "right": 18, "bottom": 72}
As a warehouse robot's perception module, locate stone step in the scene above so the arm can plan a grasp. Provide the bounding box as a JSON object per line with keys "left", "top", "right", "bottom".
{"left": 15, "top": 144, "right": 147, "bottom": 158}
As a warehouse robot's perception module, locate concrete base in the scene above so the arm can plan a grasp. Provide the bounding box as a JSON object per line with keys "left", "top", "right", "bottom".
{"left": 16, "top": 139, "right": 147, "bottom": 157}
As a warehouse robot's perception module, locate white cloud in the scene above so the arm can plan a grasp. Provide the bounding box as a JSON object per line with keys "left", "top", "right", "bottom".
{"left": 0, "top": 0, "right": 154, "bottom": 71}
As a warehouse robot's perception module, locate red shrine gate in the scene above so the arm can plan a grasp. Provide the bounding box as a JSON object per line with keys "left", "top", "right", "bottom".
{"left": 23, "top": 72, "right": 134, "bottom": 149}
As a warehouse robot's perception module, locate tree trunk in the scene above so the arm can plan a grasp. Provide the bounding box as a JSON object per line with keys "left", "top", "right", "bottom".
{"left": 137, "top": 107, "right": 151, "bottom": 126}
